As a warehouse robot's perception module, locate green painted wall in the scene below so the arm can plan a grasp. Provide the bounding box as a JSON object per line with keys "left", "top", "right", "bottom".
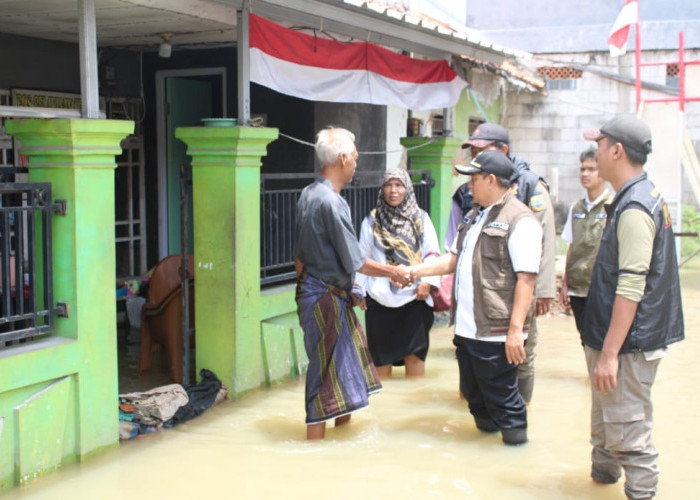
{"left": 0, "top": 118, "right": 133, "bottom": 489}
{"left": 454, "top": 88, "right": 502, "bottom": 137}
{"left": 401, "top": 137, "right": 464, "bottom": 248}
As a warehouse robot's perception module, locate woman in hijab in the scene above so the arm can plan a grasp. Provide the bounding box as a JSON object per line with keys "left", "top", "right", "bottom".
{"left": 356, "top": 168, "right": 441, "bottom": 379}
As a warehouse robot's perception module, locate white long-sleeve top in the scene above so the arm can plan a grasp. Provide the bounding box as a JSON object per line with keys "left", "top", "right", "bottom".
{"left": 356, "top": 210, "right": 441, "bottom": 308}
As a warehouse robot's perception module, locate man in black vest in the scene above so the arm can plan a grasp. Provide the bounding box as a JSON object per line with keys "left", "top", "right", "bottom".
{"left": 583, "top": 115, "right": 684, "bottom": 500}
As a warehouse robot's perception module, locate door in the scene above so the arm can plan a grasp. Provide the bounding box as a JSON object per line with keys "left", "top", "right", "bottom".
{"left": 157, "top": 68, "right": 226, "bottom": 259}
{"left": 165, "top": 77, "right": 212, "bottom": 256}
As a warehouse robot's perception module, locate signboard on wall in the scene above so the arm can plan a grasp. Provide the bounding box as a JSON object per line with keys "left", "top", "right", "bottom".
{"left": 10, "top": 88, "right": 106, "bottom": 111}
{"left": 9, "top": 89, "right": 105, "bottom": 167}
{"left": 11, "top": 89, "right": 83, "bottom": 110}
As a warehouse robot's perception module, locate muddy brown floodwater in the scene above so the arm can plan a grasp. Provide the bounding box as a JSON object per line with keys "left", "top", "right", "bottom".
{"left": 7, "top": 259, "right": 700, "bottom": 499}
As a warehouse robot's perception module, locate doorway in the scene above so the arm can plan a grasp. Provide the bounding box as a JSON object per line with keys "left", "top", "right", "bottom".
{"left": 156, "top": 68, "right": 226, "bottom": 259}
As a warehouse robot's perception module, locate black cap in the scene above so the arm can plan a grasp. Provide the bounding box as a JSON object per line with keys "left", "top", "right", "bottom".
{"left": 455, "top": 150, "right": 514, "bottom": 180}
{"left": 461, "top": 123, "right": 510, "bottom": 149}
{"left": 583, "top": 115, "right": 653, "bottom": 157}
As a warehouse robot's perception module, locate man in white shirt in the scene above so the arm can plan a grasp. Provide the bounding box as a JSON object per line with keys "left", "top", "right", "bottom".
{"left": 408, "top": 150, "right": 542, "bottom": 445}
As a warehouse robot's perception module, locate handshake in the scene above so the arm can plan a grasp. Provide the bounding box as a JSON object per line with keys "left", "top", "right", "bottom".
{"left": 389, "top": 264, "right": 420, "bottom": 289}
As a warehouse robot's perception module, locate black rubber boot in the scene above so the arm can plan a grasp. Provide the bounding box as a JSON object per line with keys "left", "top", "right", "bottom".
{"left": 501, "top": 427, "right": 528, "bottom": 445}
{"left": 518, "top": 376, "right": 534, "bottom": 404}
{"left": 474, "top": 416, "right": 499, "bottom": 433}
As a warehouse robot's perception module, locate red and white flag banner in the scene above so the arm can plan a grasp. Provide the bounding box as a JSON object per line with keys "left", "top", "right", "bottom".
{"left": 249, "top": 13, "right": 468, "bottom": 110}
{"left": 608, "top": 0, "right": 639, "bottom": 57}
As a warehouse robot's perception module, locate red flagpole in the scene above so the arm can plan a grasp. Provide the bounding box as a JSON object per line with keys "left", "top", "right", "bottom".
{"left": 635, "top": 0, "right": 642, "bottom": 111}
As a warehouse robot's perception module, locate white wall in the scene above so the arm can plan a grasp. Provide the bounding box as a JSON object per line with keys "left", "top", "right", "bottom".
{"left": 386, "top": 105, "right": 409, "bottom": 170}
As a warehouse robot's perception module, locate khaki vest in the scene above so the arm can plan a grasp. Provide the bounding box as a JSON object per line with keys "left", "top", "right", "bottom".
{"left": 565, "top": 190, "right": 612, "bottom": 296}
{"left": 450, "top": 190, "right": 538, "bottom": 338}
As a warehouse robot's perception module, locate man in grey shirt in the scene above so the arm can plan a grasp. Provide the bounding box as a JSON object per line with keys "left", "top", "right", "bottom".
{"left": 294, "top": 127, "right": 409, "bottom": 440}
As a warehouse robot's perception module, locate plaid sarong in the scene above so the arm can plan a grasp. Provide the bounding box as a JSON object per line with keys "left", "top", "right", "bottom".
{"left": 296, "top": 272, "right": 382, "bottom": 424}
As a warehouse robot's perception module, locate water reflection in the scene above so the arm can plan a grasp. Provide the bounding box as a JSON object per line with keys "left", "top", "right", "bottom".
{"left": 8, "top": 260, "right": 700, "bottom": 499}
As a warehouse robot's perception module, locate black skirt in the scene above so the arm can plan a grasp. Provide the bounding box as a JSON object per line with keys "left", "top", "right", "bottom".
{"left": 365, "top": 295, "right": 434, "bottom": 367}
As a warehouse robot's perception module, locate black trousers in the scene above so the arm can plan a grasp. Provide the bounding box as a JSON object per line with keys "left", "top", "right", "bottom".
{"left": 569, "top": 295, "right": 587, "bottom": 340}
{"left": 454, "top": 336, "right": 526, "bottom": 430}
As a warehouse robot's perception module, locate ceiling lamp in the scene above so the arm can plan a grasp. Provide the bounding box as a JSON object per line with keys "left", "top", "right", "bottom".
{"left": 158, "top": 33, "right": 173, "bottom": 58}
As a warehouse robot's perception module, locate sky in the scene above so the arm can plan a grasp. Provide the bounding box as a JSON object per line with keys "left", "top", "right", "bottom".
{"left": 463, "top": 0, "right": 700, "bottom": 53}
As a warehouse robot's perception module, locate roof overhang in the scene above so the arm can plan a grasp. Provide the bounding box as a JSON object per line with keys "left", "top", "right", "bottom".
{"left": 0, "top": 0, "right": 529, "bottom": 65}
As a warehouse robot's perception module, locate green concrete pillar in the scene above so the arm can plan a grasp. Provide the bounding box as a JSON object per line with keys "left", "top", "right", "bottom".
{"left": 4, "top": 118, "right": 134, "bottom": 455}
{"left": 401, "top": 137, "right": 462, "bottom": 250}
{"left": 175, "top": 125, "right": 278, "bottom": 396}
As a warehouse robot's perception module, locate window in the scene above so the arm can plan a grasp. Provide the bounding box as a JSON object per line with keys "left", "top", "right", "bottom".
{"left": 536, "top": 66, "right": 582, "bottom": 91}
{"left": 666, "top": 64, "right": 679, "bottom": 90}
{"left": 115, "top": 136, "right": 147, "bottom": 277}
{"left": 468, "top": 116, "right": 485, "bottom": 135}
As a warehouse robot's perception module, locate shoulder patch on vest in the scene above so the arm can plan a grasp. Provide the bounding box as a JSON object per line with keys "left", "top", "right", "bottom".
{"left": 651, "top": 187, "right": 660, "bottom": 198}
{"left": 486, "top": 221, "right": 510, "bottom": 231}
{"left": 661, "top": 201, "right": 672, "bottom": 228}
{"left": 529, "top": 194, "right": 546, "bottom": 212}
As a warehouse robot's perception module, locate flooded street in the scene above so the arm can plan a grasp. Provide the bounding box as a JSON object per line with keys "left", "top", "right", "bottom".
{"left": 6, "top": 260, "right": 700, "bottom": 499}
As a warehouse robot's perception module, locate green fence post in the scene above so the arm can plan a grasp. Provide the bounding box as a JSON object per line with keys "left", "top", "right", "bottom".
{"left": 401, "top": 137, "right": 463, "bottom": 249}
{"left": 175, "top": 125, "right": 278, "bottom": 396}
{"left": 2, "top": 118, "right": 133, "bottom": 484}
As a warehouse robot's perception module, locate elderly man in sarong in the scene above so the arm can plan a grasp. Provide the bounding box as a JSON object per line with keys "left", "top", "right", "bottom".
{"left": 294, "top": 127, "right": 410, "bottom": 440}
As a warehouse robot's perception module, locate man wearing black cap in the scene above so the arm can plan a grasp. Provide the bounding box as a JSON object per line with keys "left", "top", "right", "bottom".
{"left": 453, "top": 122, "right": 557, "bottom": 405}
{"left": 409, "top": 150, "right": 542, "bottom": 445}
{"left": 582, "top": 115, "right": 684, "bottom": 499}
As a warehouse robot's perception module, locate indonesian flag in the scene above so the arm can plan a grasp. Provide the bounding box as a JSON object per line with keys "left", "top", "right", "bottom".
{"left": 608, "top": 0, "right": 639, "bottom": 57}
{"left": 249, "top": 14, "right": 468, "bottom": 110}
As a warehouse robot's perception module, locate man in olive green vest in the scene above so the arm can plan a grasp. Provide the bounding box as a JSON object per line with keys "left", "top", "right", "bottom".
{"left": 559, "top": 147, "right": 613, "bottom": 338}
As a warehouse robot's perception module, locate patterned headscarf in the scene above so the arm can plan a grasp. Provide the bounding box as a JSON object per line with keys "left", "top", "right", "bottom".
{"left": 372, "top": 168, "right": 423, "bottom": 266}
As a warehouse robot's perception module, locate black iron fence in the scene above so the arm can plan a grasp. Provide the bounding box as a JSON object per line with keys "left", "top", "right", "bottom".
{"left": 0, "top": 183, "right": 63, "bottom": 347}
{"left": 260, "top": 170, "right": 433, "bottom": 286}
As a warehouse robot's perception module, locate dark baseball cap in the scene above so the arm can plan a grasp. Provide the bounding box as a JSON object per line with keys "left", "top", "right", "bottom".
{"left": 461, "top": 123, "right": 510, "bottom": 149}
{"left": 583, "top": 115, "right": 653, "bottom": 157}
{"left": 455, "top": 150, "right": 514, "bottom": 179}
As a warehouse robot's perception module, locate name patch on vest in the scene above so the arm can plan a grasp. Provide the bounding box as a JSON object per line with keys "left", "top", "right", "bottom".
{"left": 486, "top": 221, "right": 510, "bottom": 231}
{"left": 595, "top": 213, "right": 607, "bottom": 219}
{"left": 573, "top": 212, "right": 586, "bottom": 219}
{"left": 529, "top": 194, "right": 546, "bottom": 212}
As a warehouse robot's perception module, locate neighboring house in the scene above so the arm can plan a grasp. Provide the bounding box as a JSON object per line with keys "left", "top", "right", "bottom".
{"left": 466, "top": 0, "right": 700, "bottom": 219}
{"left": 0, "top": 0, "right": 540, "bottom": 489}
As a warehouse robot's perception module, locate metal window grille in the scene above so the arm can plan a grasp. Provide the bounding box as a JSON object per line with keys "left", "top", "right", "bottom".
{"left": 666, "top": 64, "right": 679, "bottom": 89}
{"left": 260, "top": 170, "right": 432, "bottom": 286}
{"left": 115, "top": 136, "right": 147, "bottom": 277}
{"left": 0, "top": 183, "right": 62, "bottom": 347}
{"left": 536, "top": 66, "right": 582, "bottom": 91}
{"left": 1, "top": 90, "right": 14, "bottom": 170}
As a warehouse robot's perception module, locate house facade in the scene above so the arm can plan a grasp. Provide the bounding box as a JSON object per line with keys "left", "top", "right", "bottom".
{"left": 0, "top": 0, "right": 542, "bottom": 489}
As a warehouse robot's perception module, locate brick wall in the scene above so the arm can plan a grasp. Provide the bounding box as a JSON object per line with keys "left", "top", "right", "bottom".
{"left": 504, "top": 49, "right": 700, "bottom": 227}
